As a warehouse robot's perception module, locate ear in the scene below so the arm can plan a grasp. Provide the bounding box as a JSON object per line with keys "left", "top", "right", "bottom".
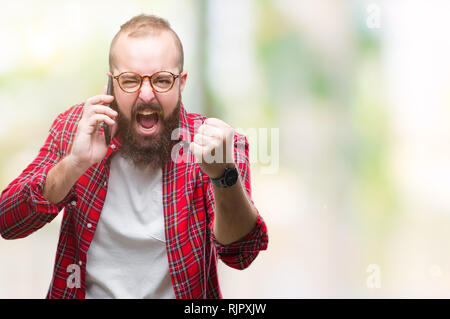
{"left": 106, "top": 71, "right": 113, "bottom": 77}
{"left": 179, "top": 71, "right": 188, "bottom": 93}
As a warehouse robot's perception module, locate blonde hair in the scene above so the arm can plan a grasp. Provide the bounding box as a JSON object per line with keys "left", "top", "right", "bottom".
{"left": 109, "top": 14, "right": 184, "bottom": 72}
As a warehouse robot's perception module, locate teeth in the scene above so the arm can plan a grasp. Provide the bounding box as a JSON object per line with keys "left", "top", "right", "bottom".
{"left": 138, "top": 110, "right": 156, "bottom": 116}
{"left": 141, "top": 125, "right": 156, "bottom": 131}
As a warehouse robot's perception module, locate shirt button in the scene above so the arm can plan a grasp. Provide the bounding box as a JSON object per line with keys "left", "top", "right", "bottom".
{"left": 87, "top": 223, "right": 92, "bottom": 229}
{"left": 111, "top": 144, "right": 116, "bottom": 149}
{"left": 70, "top": 201, "right": 76, "bottom": 206}
{"left": 103, "top": 181, "right": 107, "bottom": 187}
{"left": 78, "top": 261, "right": 82, "bottom": 266}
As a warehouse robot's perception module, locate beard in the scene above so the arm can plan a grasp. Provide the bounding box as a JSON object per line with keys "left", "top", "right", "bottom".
{"left": 112, "top": 96, "right": 181, "bottom": 169}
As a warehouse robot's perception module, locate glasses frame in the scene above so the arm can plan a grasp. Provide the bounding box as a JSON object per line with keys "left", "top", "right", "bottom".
{"left": 113, "top": 71, "right": 180, "bottom": 93}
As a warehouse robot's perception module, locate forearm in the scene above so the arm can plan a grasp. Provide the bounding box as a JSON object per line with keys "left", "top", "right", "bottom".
{"left": 0, "top": 155, "right": 80, "bottom": 239}
{"left": 43, "top": 155, "right": 88, "bottom": 204}
{"left": 212, "top": 175, "right": 258, "bottom": 245}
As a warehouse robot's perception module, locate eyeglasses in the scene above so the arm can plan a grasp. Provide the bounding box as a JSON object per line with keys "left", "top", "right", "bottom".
{"left": 113, "top": 71, "right": 180, "bottom": 93}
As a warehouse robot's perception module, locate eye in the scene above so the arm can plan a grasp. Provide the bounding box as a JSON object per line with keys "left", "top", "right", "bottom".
{"left": 123, "top": 80, "right": 138, "bottom": 84}
{"left": 153, "top": 77, "right": 172, "bottom": 87}
{"left": 121, "top": 77, "right": 140, "bottom": 87}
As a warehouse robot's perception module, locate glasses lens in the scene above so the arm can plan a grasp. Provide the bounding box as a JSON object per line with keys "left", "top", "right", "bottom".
{"left": 151, "top": 72, "right": 174, "bottom": 92}
{"left": 119, "top": 73, "right": 141, "bottom": 92}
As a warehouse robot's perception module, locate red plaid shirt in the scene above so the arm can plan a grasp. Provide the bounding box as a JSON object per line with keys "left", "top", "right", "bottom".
{"left": 0, "top": 103, "right": 268, "bottom": 299}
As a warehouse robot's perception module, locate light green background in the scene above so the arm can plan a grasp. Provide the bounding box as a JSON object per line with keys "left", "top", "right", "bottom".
{"left": 1, "top": 0, "right": 450, "bottom": 298}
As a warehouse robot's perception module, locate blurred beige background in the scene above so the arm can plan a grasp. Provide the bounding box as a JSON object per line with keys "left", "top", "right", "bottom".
{"left": 2, "top": 0, "right": 450, "bottom": 298}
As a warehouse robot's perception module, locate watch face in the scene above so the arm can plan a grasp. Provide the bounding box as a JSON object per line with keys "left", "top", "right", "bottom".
{"left": 224, "top": 168, "right": 238, "bottom": 186}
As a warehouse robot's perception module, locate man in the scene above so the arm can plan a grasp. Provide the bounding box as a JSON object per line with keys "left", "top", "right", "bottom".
{"left": 0, "top": 14, "right": 268, "bottom": 299}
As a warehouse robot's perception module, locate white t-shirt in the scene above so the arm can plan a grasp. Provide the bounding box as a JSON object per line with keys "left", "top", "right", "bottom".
{"left": 85, "top": 154, "right": 175, "bottom": 299}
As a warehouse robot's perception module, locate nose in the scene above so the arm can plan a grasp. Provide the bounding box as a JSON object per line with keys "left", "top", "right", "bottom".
{"left": 138, "top": 77, "right": 156, "bottom": 103}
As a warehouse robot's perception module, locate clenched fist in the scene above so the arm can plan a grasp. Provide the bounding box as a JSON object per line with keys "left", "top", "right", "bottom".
{"left": 189, "top": 118, "right": 236, "bottom": 179}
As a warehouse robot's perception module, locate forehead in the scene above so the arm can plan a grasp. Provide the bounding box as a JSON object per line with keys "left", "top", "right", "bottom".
{"left": 112, "top": 31, "right": 179, "bottom": 75}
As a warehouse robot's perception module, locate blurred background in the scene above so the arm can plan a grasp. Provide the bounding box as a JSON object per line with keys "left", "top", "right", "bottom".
{"left": 1, "top": 0, "right": 450, "bottom": 298}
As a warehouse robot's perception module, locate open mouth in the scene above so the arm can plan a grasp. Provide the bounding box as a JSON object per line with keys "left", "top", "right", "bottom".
{"left": 136, "top": 109, "right": 161, "bottom": 134}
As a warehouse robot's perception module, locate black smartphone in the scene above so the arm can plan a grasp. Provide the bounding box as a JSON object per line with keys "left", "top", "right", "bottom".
{"left": 103, "top": 76, "right": 113, "bottom": 146}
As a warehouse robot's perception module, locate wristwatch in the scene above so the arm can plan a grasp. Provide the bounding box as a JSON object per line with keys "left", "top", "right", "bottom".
{"left": 210, "top": 166, "right": 239, "bottom": 188}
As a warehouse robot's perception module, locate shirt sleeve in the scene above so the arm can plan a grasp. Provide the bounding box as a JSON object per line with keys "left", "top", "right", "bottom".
{"left": 204, "top": 134, "right": 269, "bottom": 270}
{"left": 0, "top": 114, "right": 77, "bottom": 239}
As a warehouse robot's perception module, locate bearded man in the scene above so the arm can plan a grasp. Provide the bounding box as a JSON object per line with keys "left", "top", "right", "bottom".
{"left": 0, "top": 14, "right": 268, "bottom": 299}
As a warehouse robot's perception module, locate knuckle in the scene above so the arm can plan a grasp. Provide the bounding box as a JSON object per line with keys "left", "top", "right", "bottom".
{"left": 92, "top": 113, "right": 102, "bottom": 121}
{"left": 85, "top": 106, "right": 95, "bottom": 116}
{"left": 91, "top": 104, "right": 103, "bottom": 112}
{"left": 83, "top": 104, "right": 92, "bottom": 114}
{"left": 86, "top": 96, "right": 98, "bottom": 105}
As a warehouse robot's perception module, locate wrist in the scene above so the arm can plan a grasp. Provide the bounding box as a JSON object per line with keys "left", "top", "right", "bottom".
{"left": 66, "top": 154, "right": 91, "bottom": 175}
{"left": 208, "top": 163, "right": 236, "bottom": 179}
{"left": 210, "top": 164, "right": 239, "bottom": 188}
